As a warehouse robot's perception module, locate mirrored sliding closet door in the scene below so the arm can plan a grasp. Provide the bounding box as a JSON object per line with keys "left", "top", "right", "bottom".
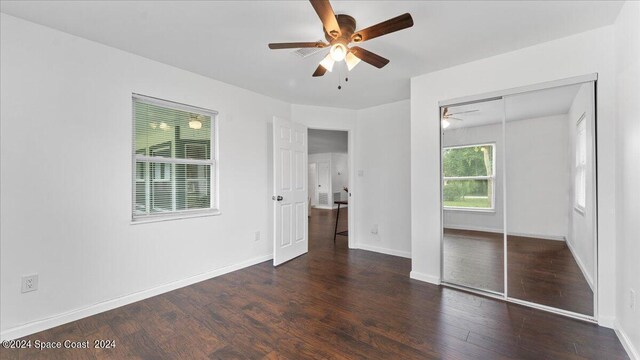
{"left": 441, "top": 78, "right": 597, "bottom": 319}
{"left": 441, "top": 97, "right": 505, "bottom": 295}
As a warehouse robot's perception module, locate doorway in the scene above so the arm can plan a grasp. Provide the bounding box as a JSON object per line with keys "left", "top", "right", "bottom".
{"left": 308, "top": 129, "right": 349, "bottom": 248}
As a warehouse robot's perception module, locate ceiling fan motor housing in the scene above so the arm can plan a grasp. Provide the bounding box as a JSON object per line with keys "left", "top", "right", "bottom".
{"left": 325, "top": 14, "right": 357, "bottom": 44}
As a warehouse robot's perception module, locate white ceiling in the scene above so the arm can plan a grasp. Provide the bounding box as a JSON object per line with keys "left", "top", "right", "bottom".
{"left": 444, "top": 83, "right": 583, "bottom": 130}
{"left": 308, "top": 129, "right": 348, "bottom": 154}
{"left": 0, "top": 1, "right": 622, "bottom": 109}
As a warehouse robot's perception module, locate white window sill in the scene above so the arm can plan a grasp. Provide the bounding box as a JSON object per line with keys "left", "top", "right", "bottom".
{"left": 131, "top": 209, "right": 221, "bottom": 225}
{"left": 444, "top": 207, "right": 496, "bottom": 213}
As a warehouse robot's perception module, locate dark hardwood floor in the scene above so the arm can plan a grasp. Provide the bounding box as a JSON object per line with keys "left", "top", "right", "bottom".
{"left": 1, "top": 210, "right": 626, "bottom": 359}
{"left": 444, "top": 228, "right": 594, "bottom": 315}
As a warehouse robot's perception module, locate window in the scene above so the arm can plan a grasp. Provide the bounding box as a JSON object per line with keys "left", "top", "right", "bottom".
{"left": 575, "top": 114, "right": 587, "bottom": 213}
{"left": 133, "top": 94, "right": 218, "bottom": 221}
{"left": 443, "top": 143, "right": 495, "bottom": 210}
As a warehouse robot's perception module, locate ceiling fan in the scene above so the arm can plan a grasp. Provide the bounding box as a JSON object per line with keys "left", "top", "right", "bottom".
{"left": 441, "top": 108, "right": 479, "bottom": 129}
{"left": 268, "top": 0, "right": 414, "bottom": 77}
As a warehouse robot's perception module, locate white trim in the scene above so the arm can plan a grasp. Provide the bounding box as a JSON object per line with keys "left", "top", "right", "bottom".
{"left": 0, "top": 254, "right": 272, "bottom": 341}
{"left": 565, "top": 238, "right": 594, "bottom": 291}
{"left": 444, "top": 207, "right": 495, "bottom": 213}
{"left": 438, "top": 73, "right": 598, "bottom": 107}
{"left": 133, "top": 93, "right": 219, "bottom": 116}
{"left": 615, "top": 321, "right": 640, "bottom": 360}
{"left": 444, "top": 224, "right": 566, "bottom": 242}
{"left": 507, "top": 296, "right": 596, "bottom": 323}
{"left": 312, "top": 204, "right": 348, "bottom": 210}
{"left": 130, "top": 209, "right": 221, "bottom": 224}
{"left": 135, "top": 155, "right": 215, "bottom": 166}
{"left": 356, "top": 244, "right": 411, "bottom": 259}
{"left": 410, "top": 271, "right": 441, "bottom": 285}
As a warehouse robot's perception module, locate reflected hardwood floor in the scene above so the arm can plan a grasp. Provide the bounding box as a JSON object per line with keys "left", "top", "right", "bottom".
{"left": 1, "top": 213, "right": 623, "bottom": 359}
{"left": 444, "top": 228, "right": 594, "bottom": 315}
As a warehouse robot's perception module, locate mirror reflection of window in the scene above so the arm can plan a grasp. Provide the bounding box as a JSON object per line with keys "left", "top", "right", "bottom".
{"left": 443, "top": 144, "right": 495, "bottom": 210}
{"left": 575, "top": 114, "right": 587, "bottom": 212}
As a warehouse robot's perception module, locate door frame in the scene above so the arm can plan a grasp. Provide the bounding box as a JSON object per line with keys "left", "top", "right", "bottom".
{"left": 307, "top": 126, "right": 356, "bottom": 250}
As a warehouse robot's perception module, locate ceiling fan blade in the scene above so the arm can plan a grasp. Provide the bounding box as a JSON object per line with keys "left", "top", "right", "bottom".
{"left": 352, "top": 13, "right": 413, "bottom": 42}
{"left": 309, "top": 0, "right": 341, "bottom": 38}
{"left": 448, "top": 117, "right": 464, "bottom": 121}
{"left": 268, "top": 42, "right": 327, "bottom": 49}
{"left": 312, "top": 64, "right": 327, "bottom": 77}
{"left": 350, "top": 47, "right": 390, "bottom": 68}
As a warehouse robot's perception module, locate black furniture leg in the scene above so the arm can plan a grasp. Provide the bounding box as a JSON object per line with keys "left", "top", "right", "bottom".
{"left": 333, "top": 203, "right": 341, "bottom": 244}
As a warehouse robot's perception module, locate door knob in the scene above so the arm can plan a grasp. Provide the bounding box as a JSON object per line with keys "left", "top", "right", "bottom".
{"left": 272, "top": 195, "right": 283, "bottom": 201}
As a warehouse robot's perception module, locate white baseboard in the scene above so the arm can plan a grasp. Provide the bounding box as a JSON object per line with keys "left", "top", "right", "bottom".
{"left": 410, "top": 271, "right": 441, "bottom": 285}
{"left": 313, "top": 205, "right": 348, "bottom": 210}
{"left": 565, "top": 238, "right": 594, "bottom": 291}
{"left": 356, "top": 243, "right": 411, "bottom": 259}
{"left": 444, "top": 224, "right": 566, "bottom": 242}
{"left": 0, "top": 254, "right": 273, "bottom": 341}
{"left": 615, "top": 320, "right": 639, "bottom": 360}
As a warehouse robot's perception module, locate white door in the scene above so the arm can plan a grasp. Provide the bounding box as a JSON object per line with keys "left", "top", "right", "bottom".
{"left": 317, "top": 161, "right": 330, "bottom": 207}
{"left": 308, "top": 163, "right": 317, "bottom": 206}
{"left": 273, "top": 116, "right": 308, "bottom": 266}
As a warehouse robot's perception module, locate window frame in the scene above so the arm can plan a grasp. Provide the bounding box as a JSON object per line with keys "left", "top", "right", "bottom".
{"left": 131, "top": 94, "right": 220, "bottom": 223}
{"left": 574, "top": 113, "right": 587, "bottom": 215}
{"left": 442, "top": 142, "right": 496, "bottom": 212}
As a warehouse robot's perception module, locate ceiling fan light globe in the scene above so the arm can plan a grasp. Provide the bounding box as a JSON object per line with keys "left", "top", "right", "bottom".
{"left": 345, "top": 52, "right": 361, "bottom": 71}
{"left": 441, "top": 119, "right": 451, "bottom": 129}
{"left": 329, "top": 43, "right": 347, "bottom": 62}
{"left": 189, "top": 120, "right": 202, "bottom": 130}
{"left": 319, "top": 53, "right": 335, "bottom": 72}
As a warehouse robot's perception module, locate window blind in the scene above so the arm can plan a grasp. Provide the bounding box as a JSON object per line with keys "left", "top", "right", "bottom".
{"left": 133, "top": 95, "right": 217, "bottom": 220}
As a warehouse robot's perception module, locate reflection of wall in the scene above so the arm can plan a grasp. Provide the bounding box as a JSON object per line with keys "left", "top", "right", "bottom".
{"left": 443, "top": 115, "right": 572, "bottom": 241}
{"left": 567, "top": 83, "right": 595, "bottom": 287}
{"left": 506, "top": 115, "right": 570, "bottom": 240}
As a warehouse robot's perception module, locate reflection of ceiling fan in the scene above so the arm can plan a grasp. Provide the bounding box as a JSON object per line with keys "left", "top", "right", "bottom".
{"left": 268, "top": 0, "right": 414, "bottom": 77}
{"left": 441, "top": 108, "right": 479, "bottom": 129}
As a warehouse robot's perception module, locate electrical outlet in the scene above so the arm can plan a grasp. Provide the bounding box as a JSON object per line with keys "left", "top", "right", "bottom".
{"left": 21, "top": 274, "right": 38, "bottom": 293}
{"left": 255, "top": 231, "right": 261, "bottom": 242}
{"left": 631, "top": 289, "right": 636, "bottom": 310}
{"left": 371, "top": 224, "right": 378, "bottom": 235}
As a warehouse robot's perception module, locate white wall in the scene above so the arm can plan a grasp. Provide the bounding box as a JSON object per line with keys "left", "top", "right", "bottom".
{"left": 614, "top": 1, "right": 640, "bottom": 358}
{"left": 567, "top": 83, "right": 596, "bottom": 288}
{"left": 410, "top": 25, "right": 618, "bottom": 323}
{"left": 331, "top": 153, "right": 349, "bottom": 202}
{"left": 355, "top": 100, "right": 412, "bottom": 258}
{"left": 0, "top": 14, "right": 290, "bottom": 338}
{"left": 506, "top": 115, "right": 571, "bottom": 240}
